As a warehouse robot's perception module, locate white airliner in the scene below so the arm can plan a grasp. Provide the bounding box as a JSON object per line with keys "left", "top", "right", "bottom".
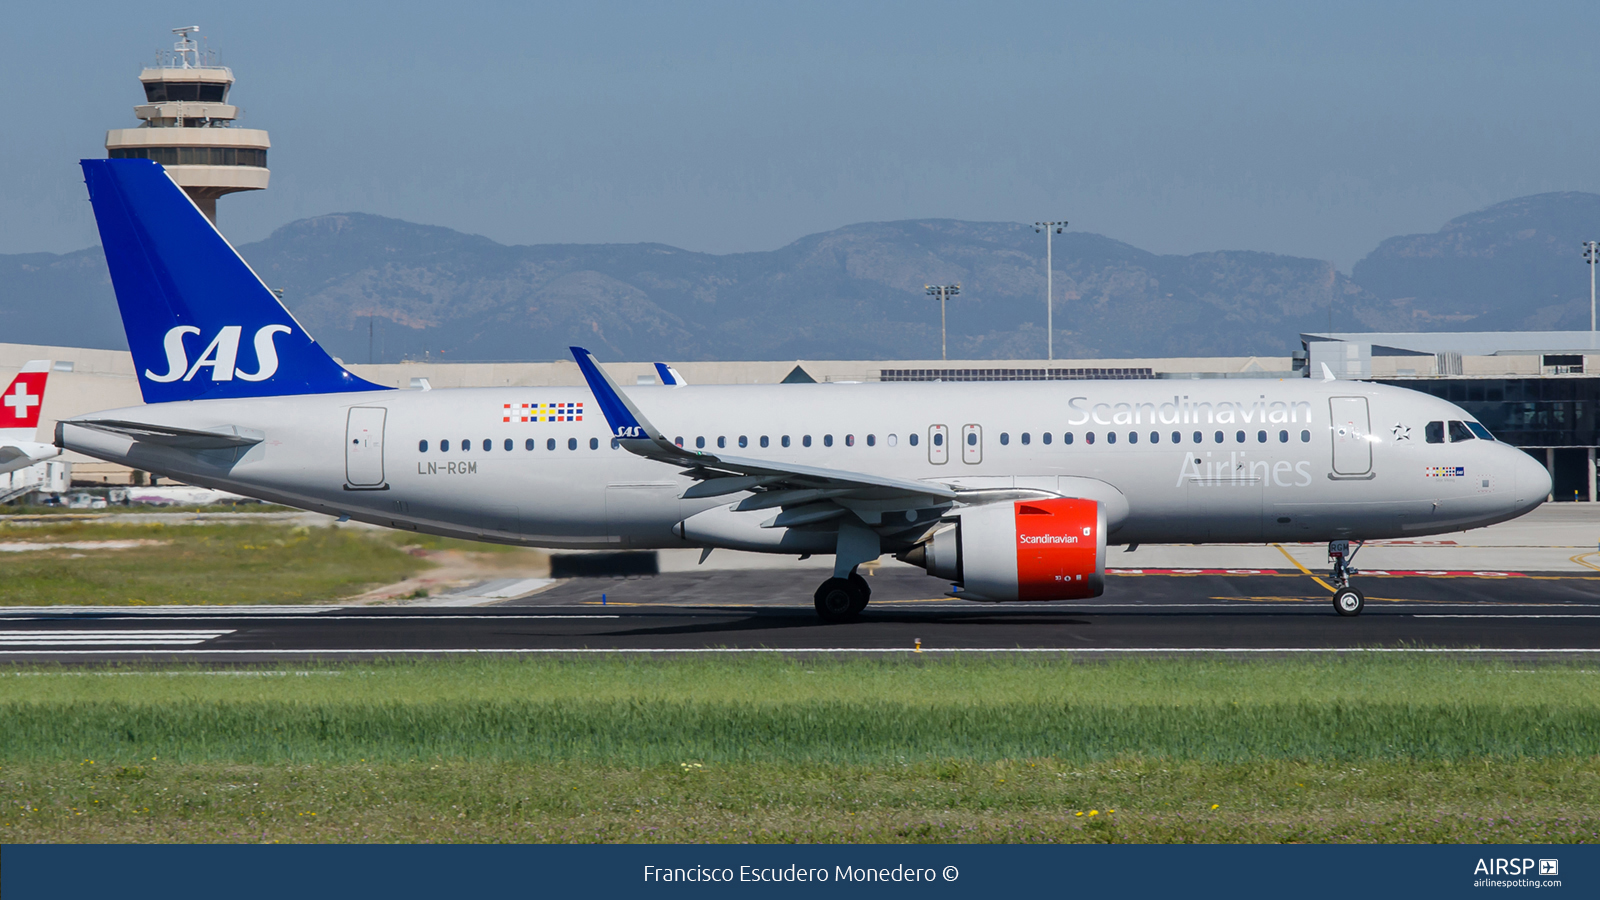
{"left": 57, "top": 160, "right": 1551, "bottom": 619}
{"left": 0, "top": 360, "right": 60, "bottom": 475}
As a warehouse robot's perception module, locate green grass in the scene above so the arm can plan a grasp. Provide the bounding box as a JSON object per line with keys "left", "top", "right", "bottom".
{"left": 0, "top": 521, "right": 429, "bottom": 605}
{"left": 1, "top": 656, "right": 1596, "bottom": 764}
{"left": 2, "top": 655, "right": 1596, "bottom": 842}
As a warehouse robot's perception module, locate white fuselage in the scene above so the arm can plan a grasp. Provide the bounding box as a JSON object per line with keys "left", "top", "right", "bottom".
{"left": 59, "top": 378, "right": 1549, "bottom": 550}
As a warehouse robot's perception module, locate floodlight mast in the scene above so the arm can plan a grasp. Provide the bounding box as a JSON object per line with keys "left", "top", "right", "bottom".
{"left": 1585, "top": 241, "right": 1599, "bottom": 332}
{"left": 1035, "top": 221, "right": 1067, "bottom": 361}
{"left": 925, "top": 283, "right": 960, "bottom": 361}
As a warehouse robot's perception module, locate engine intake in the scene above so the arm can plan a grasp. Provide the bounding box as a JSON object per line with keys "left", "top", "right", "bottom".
{"left": 899, "top": 497, "right": 1105, "bottom": 601}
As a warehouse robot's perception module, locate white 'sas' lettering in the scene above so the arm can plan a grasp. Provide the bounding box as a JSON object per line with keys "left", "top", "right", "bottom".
{"left": 145, "top": 325, "right": 293, "bottom": 383}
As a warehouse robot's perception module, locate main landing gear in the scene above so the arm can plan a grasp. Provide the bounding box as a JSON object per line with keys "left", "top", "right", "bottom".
{"left": 1328, "top": 539, "right": 1366, "bottom": 617}
{"left": 814, "top": 570, "right": 872, "bottom": 623}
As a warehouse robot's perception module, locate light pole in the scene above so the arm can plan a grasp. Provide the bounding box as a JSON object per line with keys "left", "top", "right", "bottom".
{"left": 1035, "top": 221, "right": 1067, "bottom": 361}
{"left": 925, "top": 283, "right": 960, "bottom": 361}
{"left": 1585, "top": 241, "right": 1599, "bottom": 332}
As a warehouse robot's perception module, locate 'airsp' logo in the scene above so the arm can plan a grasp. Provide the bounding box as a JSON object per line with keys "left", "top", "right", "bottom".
{"left": 144, "top": 325, "right": 292, "bottom": 383}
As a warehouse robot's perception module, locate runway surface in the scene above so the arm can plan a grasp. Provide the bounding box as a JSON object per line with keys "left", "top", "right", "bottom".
{"left": 2, "top": 567, "right": 1599, "bottom": 661}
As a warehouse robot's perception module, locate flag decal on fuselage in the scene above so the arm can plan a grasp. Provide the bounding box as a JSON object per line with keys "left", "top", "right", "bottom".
{"left": 502, "top": 402, "right": 584, "bottom": 423}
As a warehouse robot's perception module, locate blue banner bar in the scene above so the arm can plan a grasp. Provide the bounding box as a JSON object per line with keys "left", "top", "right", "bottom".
{"left": 2, "top": 844, "right": 1593, "bottom": 899}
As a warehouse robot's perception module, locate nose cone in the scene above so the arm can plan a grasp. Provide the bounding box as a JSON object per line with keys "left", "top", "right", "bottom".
{"left": 1511, "top": 449, "right": 1552, "bottom": 515}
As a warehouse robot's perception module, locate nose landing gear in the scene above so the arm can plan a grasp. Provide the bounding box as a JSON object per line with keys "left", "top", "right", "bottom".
{"left": 1328, "top": 539, "right": 1366, "bottom": 617}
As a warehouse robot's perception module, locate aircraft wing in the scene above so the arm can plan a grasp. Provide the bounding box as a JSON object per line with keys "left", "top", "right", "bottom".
{"left": 571, "top": 347, "right": 959, "bottom": 513}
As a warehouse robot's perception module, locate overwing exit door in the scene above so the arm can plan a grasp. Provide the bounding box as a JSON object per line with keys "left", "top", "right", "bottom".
{"left": 1329, "top": 397, "right": 1372, "bottom": 476}
{"left": 345, "top": 407, "right": 387, "bottom": 487}
{"left": 961, "top": 424, "right": 982, "bottom": 464}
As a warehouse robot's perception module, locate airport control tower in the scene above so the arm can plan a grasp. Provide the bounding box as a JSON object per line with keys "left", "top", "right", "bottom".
{"left": 105, "top": 27, "right": 269, "bottom": 225}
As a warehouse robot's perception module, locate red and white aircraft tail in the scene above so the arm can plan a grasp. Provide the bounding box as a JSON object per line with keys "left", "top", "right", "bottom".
{"left": 0, "top": 361, "right": 61, "bottom": 475}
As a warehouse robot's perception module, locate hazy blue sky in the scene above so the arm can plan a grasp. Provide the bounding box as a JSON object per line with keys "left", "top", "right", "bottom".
{"left": 5, "top": 1, "right": 1598, "bottom": 269}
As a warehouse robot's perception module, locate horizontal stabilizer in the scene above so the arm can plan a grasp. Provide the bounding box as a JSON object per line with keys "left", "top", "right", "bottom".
{"left": 69, "top": 419, "right": 264, "bottom": 450}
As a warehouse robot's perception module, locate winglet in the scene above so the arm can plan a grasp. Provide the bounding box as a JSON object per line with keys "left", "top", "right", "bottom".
{"left": 570, "top": 347, "right": 691, "bottom": 459}
{"left": 1320, "top": 362, "right": 1336, "bottom": 383}
{"left": 654, "top": 363, "right": 688, "bottom": 386}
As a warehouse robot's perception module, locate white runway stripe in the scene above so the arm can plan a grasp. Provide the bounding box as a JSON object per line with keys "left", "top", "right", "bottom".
{"left": 0, "top": 629, "right": 232, "bottom": 646}
{"left": 0, "top": 646, "right": 1597, "bottom": 655}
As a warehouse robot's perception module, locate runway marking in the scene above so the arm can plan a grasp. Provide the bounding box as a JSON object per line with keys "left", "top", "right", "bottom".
{"left": 0, "top": 629, "right": 233, "bottom": 646}
{"left": 2, "top": 647, "right": 1599, "bottom": 655}
{"left": 1571, "top": 553, "right": 1600, "bottom": 572}
{"left": 1414, "top": 608, "right": 1600, "bottom": 614}
{"left": 1273, "top": 543, "right": 1336, "bottom": 593}
{"left": 0, "top": 615, "right": 622, "bottom": 622}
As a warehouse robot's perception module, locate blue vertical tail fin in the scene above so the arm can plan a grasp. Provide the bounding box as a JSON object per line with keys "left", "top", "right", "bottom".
{"left": 80, "top": 159, "right": 387, "bottom": 403}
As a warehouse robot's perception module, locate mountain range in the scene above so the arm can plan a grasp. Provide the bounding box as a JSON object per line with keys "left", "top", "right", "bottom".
{"left": 3, "top": 192, "right": 1596, "bottom": 363}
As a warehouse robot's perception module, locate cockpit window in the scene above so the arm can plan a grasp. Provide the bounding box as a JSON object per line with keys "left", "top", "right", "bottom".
{"left": 1425, "top": 421, "right": 1444, "bottom": 444}
{"left": 1447, "top": 420, "right": 1475, "bottom": 442}
{"left": 1466, "top": 422, "right": 1494, "bottom": 441}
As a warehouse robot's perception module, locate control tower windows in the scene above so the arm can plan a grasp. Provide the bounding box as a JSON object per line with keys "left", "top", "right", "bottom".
{"left": 143, "top": 81, "right": 229, "bottom": 103}
{"left": 109, "top": 147, "right": 267, "bottom": 167}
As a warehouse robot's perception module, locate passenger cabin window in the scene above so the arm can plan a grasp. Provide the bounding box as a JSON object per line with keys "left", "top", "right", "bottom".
{"left": 526, "top": 439, "right": 535, "bottom": 451}
{"left": 823, "top": 435, "right": 833, "bottom": 447}
{"left": 1021, "top": 432, "right": 1031, "bottom": 445}
{"left": 462, "top": 438, "right": 471, "bottom": 451}
{"left": 1425, "top": 421, "right": 1444, "bottom": 444}
{"left": 1149, "top": 432, "right": 1159, "bottom": 444}
{"left": 1235, "top": 431, "right": 1246, "bottom": 443}
{"left": 441, "top": 440, "right": 450, "bottom": 452}
{"left": 1448, "top": 420, "right": 1475, "bottom": 442}
{"left": 717, "top": 436, "right": 726, "bottom": 449}
{"left": 909, "top": 433, "right": 919, "bottom": 446}
{"left": 1064, "top": 432, "right": 1074, "bottom": 444}
{"left": 483, "top": 439, "right": 492, "bottom": 451}
{"left": 568, "top": 438, "right": 578, "bottom": 450}
{"left": 419, "top": 440, "right": 429, "bottom": 452}
{"left": 1042, "top": 432, "right": 1052, "bottom": 445}
{"left": 760, "top": 436, "right": 770, "bottom": 448}
{"left": 1127, "top": 432, "right": 1136, "bottom": 444}
{"left": 1193, "top": 431, "right": 1202, "bottom": 443}
{"left": 782, "top": 436, "right": 791, "bottom": 447}
{"left": 547, "top": 438, "right": 556, "bottom": 451}
{"left": 1257, "top": 431, "right": 1267, "bottom": 443}
{"left": 674, "top": 436, "right": 684, "bottom": 447}
{"left": 739, "top": 436, "right": 748, "bottom": 448}
{"left": 1171, "top": 431, "right": 1181, "bottom": 443}
{"left": 504, "top": 439, "right": 513, "bottom": 451}
{"left": 1300, "top": 430, "right": 1311, "bottom": 442}
{"left": 590, "top": 438, "right": 599, "bottom": 450}
{"left": 845, "top": 434, "right": 855, "bottom": 447}
{"left": 1085, "top": 432, "right": 1095, "bottom": 445}
{"left": 803, "top": 435, "right": 812, "bottom": 447}
{"left": 696, "top": 436, "right": 705, "bottom": 449}
{"left": 866, "top": 434, "right": 876, "bottom": 447}
{"left": 1278, "top": 430, "right": 1288, "bottom": 443}
{"left": 999, "top": 433, "right": 1010, "bottom": 446}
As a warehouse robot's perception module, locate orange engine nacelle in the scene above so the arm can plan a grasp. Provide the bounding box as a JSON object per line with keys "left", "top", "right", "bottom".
{"left": 907, "top": 497, "right": 1105, "bottom": 601}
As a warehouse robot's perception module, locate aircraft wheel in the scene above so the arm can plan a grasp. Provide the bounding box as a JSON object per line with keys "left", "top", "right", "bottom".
{"left": 814, "top": 577, "right": 862, "bottom": 623}
{"left": 847, "top": 571, "right": 871, "bottom": 614}
{"left": 1333, "top": 587, "right": 1365, "bottom": 617}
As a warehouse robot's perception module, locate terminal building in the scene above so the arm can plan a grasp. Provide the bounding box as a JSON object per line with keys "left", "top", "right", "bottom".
{"left": 103, "top": 26, "right": 269, "bottom": 224}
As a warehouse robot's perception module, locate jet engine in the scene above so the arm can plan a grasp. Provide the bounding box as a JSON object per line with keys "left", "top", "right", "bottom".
{"left": 899, "top": 497, "right": 1105, "bottom": 601}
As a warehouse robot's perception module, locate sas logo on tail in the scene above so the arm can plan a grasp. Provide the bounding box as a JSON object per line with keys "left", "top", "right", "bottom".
{"left": 145, "top": 325, "right": 293, "bottom": 383}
